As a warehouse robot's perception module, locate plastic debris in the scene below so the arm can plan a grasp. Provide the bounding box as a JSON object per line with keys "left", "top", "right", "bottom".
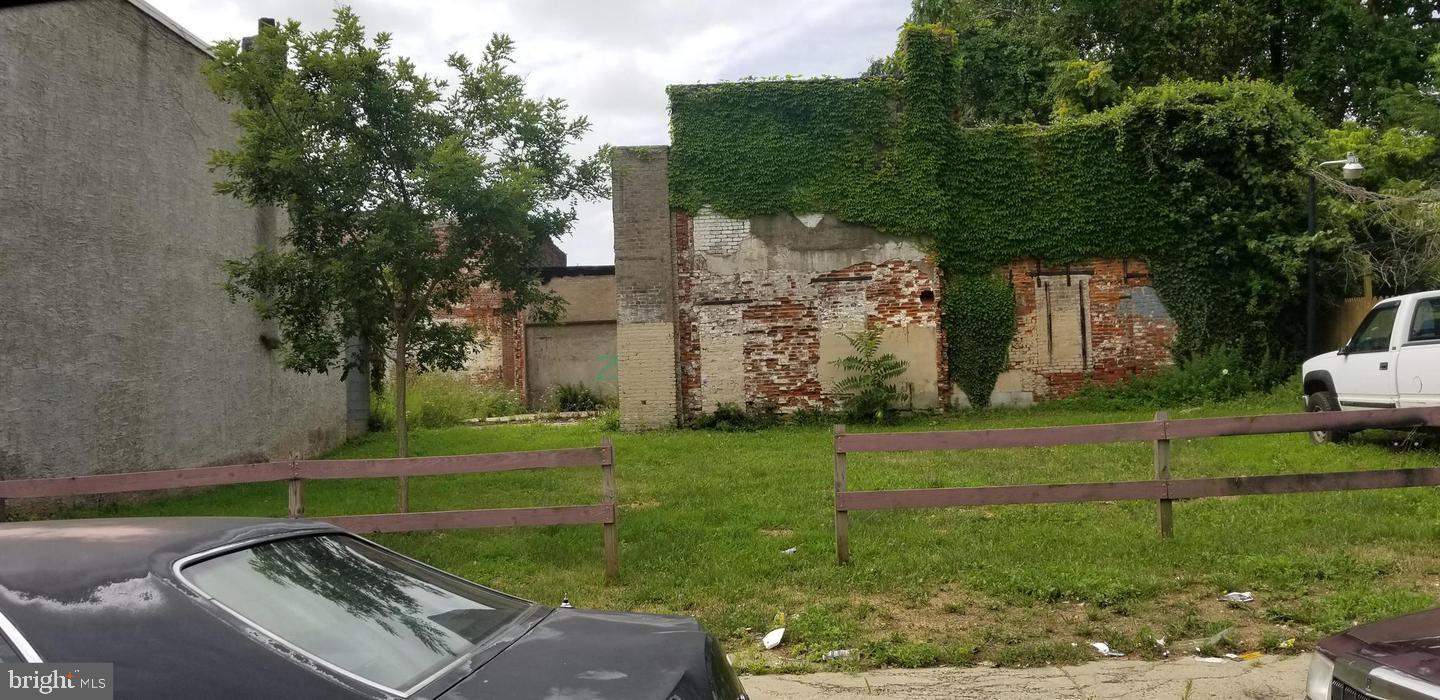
{"left": 782, "top": 547, "right": 797, "bottom": 555}
{"left": 1278, "top": 638, "right": 1297, "bottom": 649}
{"left": 1200, "top": 627, "right": 1234, "bottom": 652}
{"left": 822, "top": 649, "right": 853, "bottom": 661}
{"left": 762, "top": 628, "right": 785, "bottom": 650}
{"left": 1224, "top": 653, "right": 1240, "bottom": 660}
{"left": 1219, "top": 591, "right": 1255, "bottom": 603}
{"left": 1196, "top": 657, "right": 1227, "bottom": 664}
{"left": 1238, "top": 651, "right": 1263, "bottom": 661}
{"left": 1091, "top": 642, "right": 1125, "bottom": 657}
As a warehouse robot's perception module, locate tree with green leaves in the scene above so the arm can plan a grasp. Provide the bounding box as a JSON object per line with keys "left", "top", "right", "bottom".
{"left": 205, "top": 8, "right": 607, "bottom": 508}
{"left": 911, "top": 0, "right": 1440, "bottom": 126}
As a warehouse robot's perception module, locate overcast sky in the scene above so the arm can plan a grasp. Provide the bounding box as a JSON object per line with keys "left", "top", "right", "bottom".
{"left": 146, "top": 0, "right": 909, "bottom": 264}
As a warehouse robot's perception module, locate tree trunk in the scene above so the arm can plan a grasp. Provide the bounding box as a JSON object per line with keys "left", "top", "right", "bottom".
{"left": 1268, "top": 0, "right": 1285, "bottom": 81}
{"left": 393, "top": 328, "right": 410, "bottom": 513}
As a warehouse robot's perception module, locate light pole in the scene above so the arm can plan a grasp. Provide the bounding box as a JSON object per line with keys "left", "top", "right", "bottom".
{"left": 1306, "top": 152, "right": 1364, "bottom": 355}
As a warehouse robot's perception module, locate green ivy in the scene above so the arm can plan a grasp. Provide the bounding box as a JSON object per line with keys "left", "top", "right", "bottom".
{"left": 942, "top": 273, "right": 1017, "bottom": 406}
{"left": 668, "top": 24, "right": 1320, "bottom": 398}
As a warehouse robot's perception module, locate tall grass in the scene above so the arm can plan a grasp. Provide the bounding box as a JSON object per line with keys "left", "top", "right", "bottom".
{"left": 370, "top": 373, "right": 523, "bottom": 430}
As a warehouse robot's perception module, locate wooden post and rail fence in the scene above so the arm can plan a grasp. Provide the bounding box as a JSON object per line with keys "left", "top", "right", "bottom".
{"left": 834, "top": 406, "right": 1440, "bottom": 564}
{"left": 0, "top": 437, "right": 620, "bottom": 582}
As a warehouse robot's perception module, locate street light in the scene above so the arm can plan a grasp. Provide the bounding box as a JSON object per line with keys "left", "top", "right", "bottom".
{"left": 1306, "top": 152, "right": 1364, "bottom": 355}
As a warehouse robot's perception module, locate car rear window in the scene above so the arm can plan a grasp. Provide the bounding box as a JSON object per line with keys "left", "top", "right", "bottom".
{"left": 181, "top": 535, "right": 529, "bottom": 694}
{"left": 1412, "top": 297, "right": 1440, "bottom": 342}
{"left": 0, "top": 636, "right": 18, "bottom": 662}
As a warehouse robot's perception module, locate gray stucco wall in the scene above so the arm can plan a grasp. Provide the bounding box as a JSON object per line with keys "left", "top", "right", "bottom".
{"left": 0, "top": 0, "right": 346, "bottom": 479}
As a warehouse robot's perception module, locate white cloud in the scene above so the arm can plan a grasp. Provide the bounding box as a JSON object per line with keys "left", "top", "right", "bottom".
{"left": 145, "top": 0, "right": 909, "bottom": 264}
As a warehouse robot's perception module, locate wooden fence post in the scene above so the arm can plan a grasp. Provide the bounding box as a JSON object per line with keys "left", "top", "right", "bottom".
{"left": 288, "top": 479, "right": 305, "bottom": 519}
{"left": 287, "top": 454, "right": 305, "bottom": 519}
{"left": 600, "top": 436, "right": 619, "bottom": 583}
{"left": 1154, "top": 411, "right": 1173, "bottom": 538}
{"left": 834, "top": 424, "right": 850, "bottom": 565}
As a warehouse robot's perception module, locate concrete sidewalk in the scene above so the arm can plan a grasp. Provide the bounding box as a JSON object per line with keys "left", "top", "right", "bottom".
{"left": 742, "top": 654, "right": 1308, "bottom": 699}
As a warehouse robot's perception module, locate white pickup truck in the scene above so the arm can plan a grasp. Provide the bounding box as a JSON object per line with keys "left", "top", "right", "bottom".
{"left": 1303, "top": 290, "right": 1440, "bottom": 444}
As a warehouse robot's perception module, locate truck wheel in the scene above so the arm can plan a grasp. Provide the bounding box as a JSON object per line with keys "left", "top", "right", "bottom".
{"left": 1307, "top": 391, "right": 1349, "bottom": 445}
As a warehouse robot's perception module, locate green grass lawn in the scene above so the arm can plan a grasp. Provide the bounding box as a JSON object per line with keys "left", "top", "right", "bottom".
{"left": 56, "top": 389, "right": 1440, "bottom": 672}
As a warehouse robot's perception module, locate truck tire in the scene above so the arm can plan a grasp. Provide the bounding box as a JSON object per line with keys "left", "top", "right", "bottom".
{"left": 1307, "top": 390, "right": 1349, "bottom": 445}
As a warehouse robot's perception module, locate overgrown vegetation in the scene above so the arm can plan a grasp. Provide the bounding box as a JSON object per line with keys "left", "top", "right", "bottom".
{"left": 942, "top": 273, "right": 1015, "bottom": 406}
{"left": 1060, "top": 348, "right": 1297, "bottom": 412}
{"left": 542, "top": 383, "right": 612, "bottom": 413}
{"left": 669, "top": 26, "right": 1318, "bottom": 402}
{"left": 908, "top": 0, "right": 1440, "bottom": 128}
{"left": 79, "top": 389, "right": 1440, "bottom": 671}
{"left": 369, "top": 374, "right": 521, "bottom": 430}
{"left": 830, "top": 326, "right": 910, "bottom": 422}
{"left": 690, "top": 402, "right": 781, "bottom": 432}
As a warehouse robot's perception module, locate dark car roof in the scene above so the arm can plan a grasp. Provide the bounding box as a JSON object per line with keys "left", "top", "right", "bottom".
{"left": 0, "top": 518, "right": 381, "bottom": 699}
{"left": 0, "top": 517, "right": 337, "bottom": 593}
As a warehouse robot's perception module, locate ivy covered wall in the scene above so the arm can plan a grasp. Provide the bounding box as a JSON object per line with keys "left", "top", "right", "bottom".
{"left": 668, "top": 25, "right": 1319, "bottom": 404}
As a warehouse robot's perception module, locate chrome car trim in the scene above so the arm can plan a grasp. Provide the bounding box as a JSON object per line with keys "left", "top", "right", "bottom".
{"left": 171, "top": 531, "right": 505, "bottom": 698}
{"left": 0, "top": 607, "right": 43, "bottom": 662}
{"left": 1371, "top": 666, "right": 1440, "bottom": 699}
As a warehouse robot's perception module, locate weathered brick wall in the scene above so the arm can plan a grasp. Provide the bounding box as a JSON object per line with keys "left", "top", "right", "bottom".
{"left": 443, "top": 284, "right": 525, "bottom": 393}
{"left": 992, "top": 258, "right": 1176, "bottom": 402}
{"left": 675, "top": 209, "right": 944, "bottom": 420}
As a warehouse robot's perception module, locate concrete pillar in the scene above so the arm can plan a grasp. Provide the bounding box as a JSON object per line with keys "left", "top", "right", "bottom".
{"left": 611, "top": 147, "right": 678, "bottom": 429}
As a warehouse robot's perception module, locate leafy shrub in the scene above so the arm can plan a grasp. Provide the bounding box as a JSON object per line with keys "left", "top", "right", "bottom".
{"left": 831, "top": 326, "right": 909, "bottom": 423}
{"left": 370, "top": 373, "right": 522, "bottom": 430}
{"left": 1060, "top": 346, "right": 1292, "bottom": 411}
{"left": 543, "top": 382, "right": 612, "bottom": 412}
{"left": 788, "top": 406, "right": 842, "bottom": 426}
{"left": 691, "top": 402, "right": 780, "bottom": 431}
{"left": 596, "top": 408, "right": 620, "bottom": 431}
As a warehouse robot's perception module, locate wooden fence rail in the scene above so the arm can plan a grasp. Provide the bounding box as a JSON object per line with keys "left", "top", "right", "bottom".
{"left": 833, "top": 406, "right": 1440, "bottom": 564}
{"left": 0, "top": 438, "right": 620, "bottom": 582}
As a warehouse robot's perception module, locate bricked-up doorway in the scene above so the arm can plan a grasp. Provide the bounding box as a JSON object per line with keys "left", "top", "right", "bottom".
{"left": 1037, "top": 274, "right": 1093, "bottom": 373}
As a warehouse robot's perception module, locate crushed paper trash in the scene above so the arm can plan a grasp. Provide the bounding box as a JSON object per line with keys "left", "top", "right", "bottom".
{"left": 1091, "top": 642, "right": 1125, "bottom": 657}
{"left": 1219, "top": 591, "right": 1255, "bottom": 603}
{"left": 822, "top": 649, "right": 853, "bottom": 661}
{"left": 782, "top": 547, "right": 797, "bottom": 555}
{"left": 762, "top": 628, "right": 785, "bottom": 650}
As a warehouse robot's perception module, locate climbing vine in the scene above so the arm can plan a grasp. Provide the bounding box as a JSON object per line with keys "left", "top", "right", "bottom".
{"left": 942, "top": 273, "right": 1017, "bottom": 405}
{"left": 668, "top": 24, "right": 1321, "bottom": 402}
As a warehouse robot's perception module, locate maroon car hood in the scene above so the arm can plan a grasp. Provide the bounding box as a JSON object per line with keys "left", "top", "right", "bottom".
{"left": 1339, "top": 607, "right": 1440, "bottom": 685}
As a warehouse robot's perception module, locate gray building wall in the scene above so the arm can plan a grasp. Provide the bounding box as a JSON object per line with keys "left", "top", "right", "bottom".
{"left": 0, "top": 0, "right": 346, "bottom": 480}
{"left": 525, "top": 272, "right": 617, "bottom": 407}
{"left": 611, "top": 147, "right": 679, "bottom": 429}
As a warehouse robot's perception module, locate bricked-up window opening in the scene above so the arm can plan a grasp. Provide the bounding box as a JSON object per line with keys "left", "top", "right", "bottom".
{"left": 919, "top": 289, "right": 935, "bottom": 304}
{"left": 1038, "top": 276, "right": 1092, "bottom": 371}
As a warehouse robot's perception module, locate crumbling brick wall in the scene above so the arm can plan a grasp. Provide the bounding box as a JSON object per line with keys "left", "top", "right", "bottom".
{"left": 674, "top": 209, "right": 945, "bottom": 420}
{"left": 993, "top": 258, "right": 1176, "bottom": 401}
